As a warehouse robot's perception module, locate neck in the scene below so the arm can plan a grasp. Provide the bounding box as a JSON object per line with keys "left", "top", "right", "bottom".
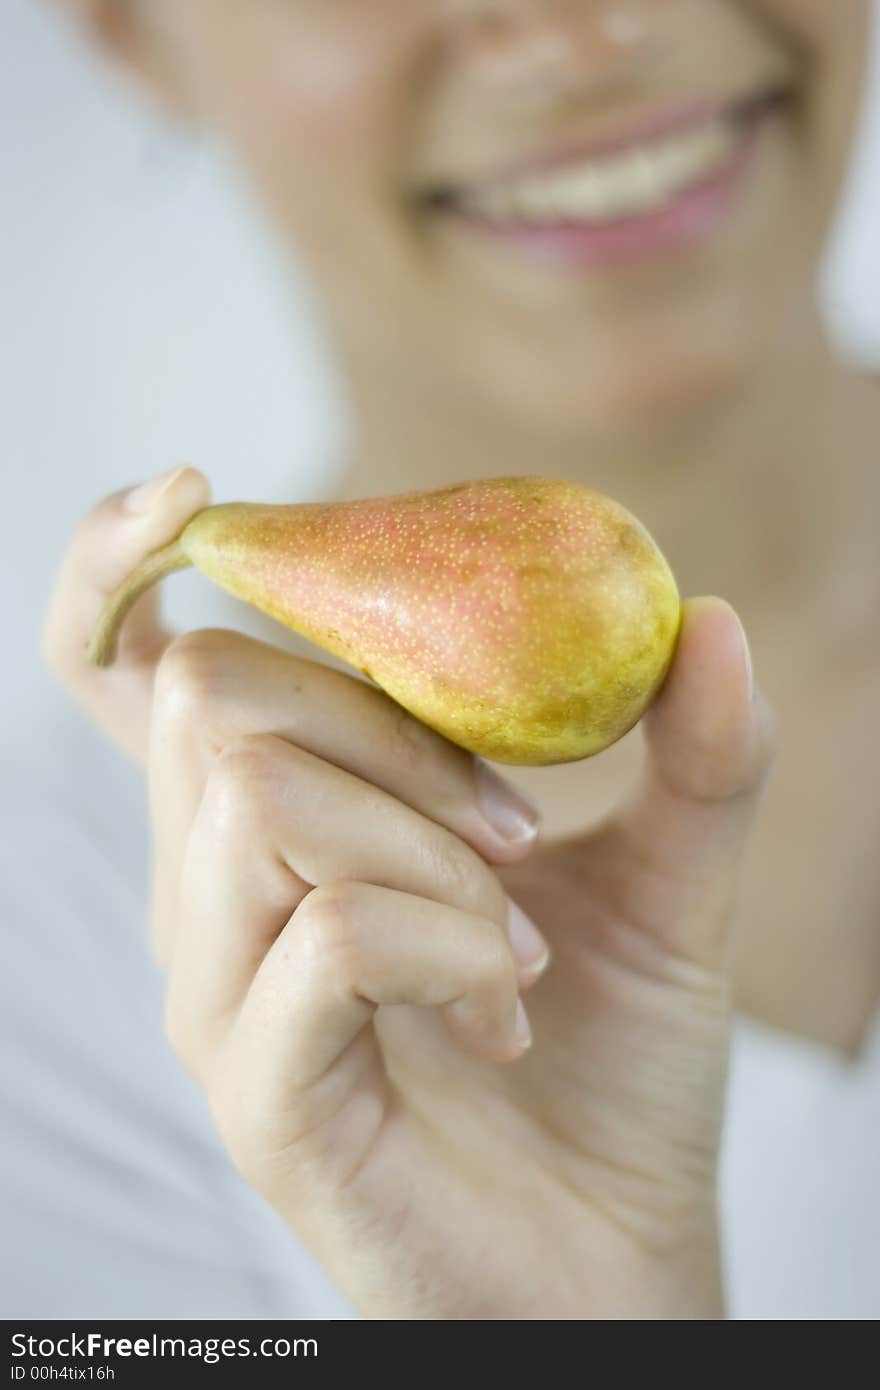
{"left": 334, "top": 322, "right": 878, "bottom": 648}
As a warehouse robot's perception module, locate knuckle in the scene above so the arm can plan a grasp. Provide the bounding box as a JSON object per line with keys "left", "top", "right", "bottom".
{"left": 212, "top": 1108, "right": 253, "bottom": 1182}
{"left": 208, "top": 1076, "right": 274, "bottom": 1192}
{"left": 163, "top": 982, "right": 216, "bottom": 1091}
{"left": 666, "top": 699, "right": 781, "bottom": 805}
{"left": 455, "top": 927, "right": 517, "bottom": 1037}
{"left": 428, "top": 833, "right": 507, "bottom": 925}
{"left": 153, "top": 629, "right": 232, "bottom": 728}
{"left": 686, "top": 745, "right": 747, "bottom": 804}
{"left": 384, "top": 698, "right": 435, "bottom": 774}
{"left": 472, "top": 924, "right": 517, "bottom": 996}
{"left": 66, "top": 499, "right": 110, "bottom": 564}
{"left": 295, "top": 882, "right": 364, "bottom": 980}
{"left": 718, "top": 696, "right": 782, "bottom": 804}
{"left": 473, "top": 868, "right": 510, "bottom": 929}
{"left": 42, "top": 589, "right": 88, "bottom": 687}
{"left": 203, "top": 734, "right": 280, "bottom": 835}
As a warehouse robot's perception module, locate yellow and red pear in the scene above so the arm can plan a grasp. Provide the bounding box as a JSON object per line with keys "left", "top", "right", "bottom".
{"left": 88, "top": 476, "right": 682, "bottom": 765}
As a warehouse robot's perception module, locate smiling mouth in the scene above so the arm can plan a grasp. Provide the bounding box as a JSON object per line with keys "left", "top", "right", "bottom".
{"left": 421, "top": 89, "right": 788, "bottom": 263}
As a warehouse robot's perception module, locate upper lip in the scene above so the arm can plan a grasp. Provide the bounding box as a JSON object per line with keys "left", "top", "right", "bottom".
{"left": 422, "top": 86, "right": 787, "bottom": 201}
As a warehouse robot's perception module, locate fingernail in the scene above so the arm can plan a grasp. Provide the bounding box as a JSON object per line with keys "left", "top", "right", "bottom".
{"left": 733, "top": 611, "right": 755, "bottom": 703}
{"left": 476, "top": 761, "right": 540, "bottom": 845}
{"left": 507, "top": 900, "right": 550, "bottom": 978}
{"left": 123, "top": 466, "right": 189, "bottom": 516}
{"left": 514, "top": 998, "right": 532, "bottom": 1050}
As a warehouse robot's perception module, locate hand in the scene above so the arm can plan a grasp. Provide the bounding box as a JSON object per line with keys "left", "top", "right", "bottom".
{"left": 45, "top": 471, "right": 778, "bottom": 1320}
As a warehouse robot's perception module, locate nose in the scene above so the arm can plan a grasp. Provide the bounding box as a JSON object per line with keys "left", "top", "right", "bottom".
{"left": 441, "top": 0, "right": 660, "bottom": 95}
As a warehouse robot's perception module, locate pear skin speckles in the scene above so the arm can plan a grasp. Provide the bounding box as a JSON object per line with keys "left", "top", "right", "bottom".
{"left": 179, "top": 476, "right": 681, "bottom": 765}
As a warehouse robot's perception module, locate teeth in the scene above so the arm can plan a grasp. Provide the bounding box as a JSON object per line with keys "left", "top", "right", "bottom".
{"left": 458, "top": 117, "right": 738, "bottom": 225}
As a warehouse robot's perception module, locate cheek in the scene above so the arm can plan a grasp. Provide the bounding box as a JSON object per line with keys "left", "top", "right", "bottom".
{"left": 259, "top": 37, "right": 387, "bottom": 158}
{"left": 749, "top": 0, "right": 871, "bottom": 212}
{"left": 178, "top": 4, "right": 424, "bottom": 229}
{"left": 745, "top": 0, "right": 872, "bottom": 81}
{"left": 748, "top": 0, "right": 871, "bottom": 46}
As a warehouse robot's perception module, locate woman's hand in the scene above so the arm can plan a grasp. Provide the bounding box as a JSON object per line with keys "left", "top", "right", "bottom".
{"left": 44, "top": 471, "right": 778, "bottom": 1320}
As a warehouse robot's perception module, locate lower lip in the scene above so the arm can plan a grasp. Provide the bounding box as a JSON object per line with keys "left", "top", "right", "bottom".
{"left": 435, "top": 113, "right": 766, "bottom": 271}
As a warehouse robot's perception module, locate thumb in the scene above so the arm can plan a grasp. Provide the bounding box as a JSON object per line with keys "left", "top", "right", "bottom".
{"left": 42, "top": 466, "right": 211, "bottom": 763}
{"left": 602, "top": 595, "right": 779, "bottom": 970}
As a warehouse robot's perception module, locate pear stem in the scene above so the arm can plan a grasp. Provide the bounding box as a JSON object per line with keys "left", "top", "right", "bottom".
{"left": 87, "top": 538, "right": 193, "bottom": 668}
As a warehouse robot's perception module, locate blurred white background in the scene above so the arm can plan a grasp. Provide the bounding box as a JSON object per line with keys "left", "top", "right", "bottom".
{"left": 1, "top": 0, "right": 878, "bottom": 1319}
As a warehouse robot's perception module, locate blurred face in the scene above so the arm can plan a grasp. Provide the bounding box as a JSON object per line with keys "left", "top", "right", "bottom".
{"left": 139, "top": 0, "right": 871, "bottom": 444}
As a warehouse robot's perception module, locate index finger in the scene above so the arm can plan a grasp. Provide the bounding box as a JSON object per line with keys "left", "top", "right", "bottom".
{"left": 41, "top": 466, "right": 211, "bottom": 761}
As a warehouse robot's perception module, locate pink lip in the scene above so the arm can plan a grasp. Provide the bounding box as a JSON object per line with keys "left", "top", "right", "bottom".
{"left": 436, "top": 102, "right": 771, "bottom": 271}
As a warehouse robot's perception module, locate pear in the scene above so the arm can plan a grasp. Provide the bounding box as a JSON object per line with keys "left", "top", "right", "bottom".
{"left": 89, "top": 476, "right": 681, "bottom": 765}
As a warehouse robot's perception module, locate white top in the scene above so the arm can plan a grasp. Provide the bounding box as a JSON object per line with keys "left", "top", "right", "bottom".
{"left": 2, "top": 0, "right": 878, "bottom": 1321}
{"left": 723, "top": 1014, "right": 880, "bottom": 1318}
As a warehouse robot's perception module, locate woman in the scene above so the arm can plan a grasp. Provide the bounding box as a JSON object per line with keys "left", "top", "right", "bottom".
{"left": 44, "top": 0, "right": 878, "bottom": 1317}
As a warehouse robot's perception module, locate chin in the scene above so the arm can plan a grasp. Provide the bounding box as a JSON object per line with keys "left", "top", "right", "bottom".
{"left": 485, "top": 298, "right": 787, "bottom": 448}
